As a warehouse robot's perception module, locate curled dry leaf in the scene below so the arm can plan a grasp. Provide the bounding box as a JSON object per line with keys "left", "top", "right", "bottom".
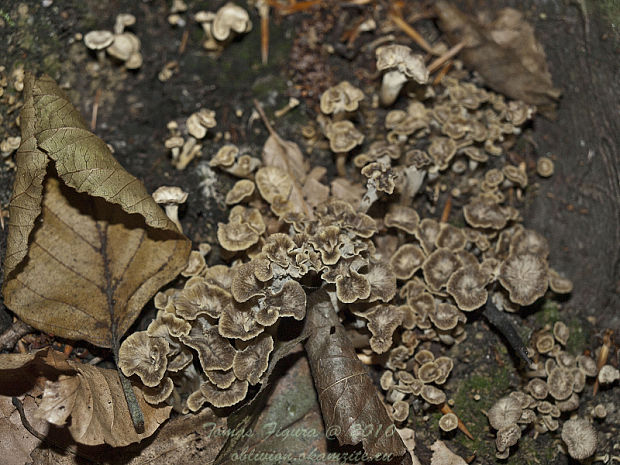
{"left": 2, "top": 74, "right": 191, "bottom": 348}
{"left": 303, "top": 289, "right": 407, "bottom": 458}
{"left": 0, "top": 349, "right": 171, "bottom": 447}
{"left": 434, "top": 2, "right": 560, "bottom": 117}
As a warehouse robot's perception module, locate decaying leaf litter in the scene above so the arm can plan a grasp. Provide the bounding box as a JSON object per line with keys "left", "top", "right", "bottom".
{"left": 0, "top": 0, "right": 616, "bottom": 464}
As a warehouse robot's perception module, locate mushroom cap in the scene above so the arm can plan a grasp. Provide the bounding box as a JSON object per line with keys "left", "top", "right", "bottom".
{"left": 446, "top": 265, "right": 489, "bottom": 311}
{"left": 320, "top": 81, "right": 364, "bottom": 115}
{"left": 84, "top": 30, "right": 114, "bottom": 50}
{"left": 365, "top": 304, "right": 403, "bottom": 354}
{"left": 212, "top": 2, "right": 252, "bottom": 41}
{"left": 325, "top": 120, "right": 364, "bottom": 153}
{"left": 439, "top": 413, "right": 458, "bottom": 432}
{"left": 384, "top": 205, "right": 420, "bottom": 235}
{"left": 152, "top": 185, "right": 189, "bottom": 204}
{"left": 200, "top": 378, "right": 249, "bottom": 408}
{"left": 487, "top": 395, "right": 522, "bottom": 430}
{"left": 422, "top": 248, "right": 461, "bottom": 292}
{"left": 536, "top": 157, "right": 554, "bottom": 177}
{"left": 233, "top": 334, "right": 273, "bottom": 384}
{"left": 118, "top": 332, "right": 170, "bottom": 387}
{"left": 225, "top": 179, "right": 255, "bottom": 205}
{"left": 561, "top": 418, "right": 597, "bottom": 460}
{"left": 210, "top": 144, "right": 239, "bottom": 167}
{"left": 390, "top": 244, "right": 425, "bottom": 280}
{"left": 499, "top": 253, "right": 549, "bottom": 306}
{"left": 376, "top": 44, "right": 429, "bottom": 84}
{"left": 107, "top": 32, "right": 141, "bottom": 61}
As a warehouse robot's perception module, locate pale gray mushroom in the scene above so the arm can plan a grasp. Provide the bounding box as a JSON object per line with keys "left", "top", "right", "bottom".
{"left": 153, "top": 186, "right": 188, "bottom": 233}
{"left": 375, "top": 44, "right": 429, "bottom": 106}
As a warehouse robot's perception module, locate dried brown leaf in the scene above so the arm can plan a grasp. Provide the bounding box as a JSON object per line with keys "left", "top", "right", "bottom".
{"left": 0, "top": 349, "right": 171, "bottom": 448}
{"left": 303, "top": 289, "right": 407, "bottom": 459}
{"left": 435, "top": 2, "right": 561, "bottom": 117}
{"left": 2, "top": 74, "right": 191, "bottom": 348}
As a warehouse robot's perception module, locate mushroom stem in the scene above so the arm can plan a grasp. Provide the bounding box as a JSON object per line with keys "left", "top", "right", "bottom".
{"left": 165, "top": 205, "right": 183, "bottom": 233}
{"left": 482, "top": 298, "right": 532, "bottom": 367}
{"left": 380, "top": 70, "right": 408, "bottom": 107}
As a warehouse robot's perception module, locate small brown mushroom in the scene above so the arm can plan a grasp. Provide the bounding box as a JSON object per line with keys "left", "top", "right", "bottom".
{"left": 200, "top": 378, "right": 249, "bottom": 408}
{"left": 118, "top": 332, "right": 170, "bottom": 387}
{"left": 319, "top": 81, "right": 364, "bottom": 116}
{"left": 439, "top": 413, "right": 458, "bottom": 432}
{"left": 375, "top": 44, "right": 429, "bottom": 106}
{"left": 225, "top": 179, "right": 255, "bottom": 205}
{"left": 446, "top": 265, "right": 489, "bottom": 311}
{"left": 499, "top": 253, "right": 549, "bottom": 306}
{"left": 422, "top": 248, "right": 461, "bottom": 292}
{"left": 561, "top": 417, "right": 597, "bottom": 460}
{"left": 487, "top": 395, "right": 522, "bottom": 431}
{"left": 536, "top": 157, "right": 554, "bottom": 177}
{"left": 212, "top": 2, "right": 252, "bottom": 42}
{"left": 392, "top": 400, "right": 410, "bottom": 422}
{"left": 153, "top": 186, "right": 188, "bottom": 233}
{"left": 233, "top": 334, "right": 273, "bottom": 384}
{"left": 390, "top": 244, "right": 425, "bottom": 280}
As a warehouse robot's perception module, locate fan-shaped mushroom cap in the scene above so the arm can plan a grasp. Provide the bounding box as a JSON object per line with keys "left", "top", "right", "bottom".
{"left": 118, "top": 332, "right": 170, "bottom": 387}
{"left": 255, "top": 166, "right": 293, "bottom": 204}
{"left": 548, "top": 268, "right": 573, "bottom": 294}
{"left": 320, "top": 81, "right": 364, "bottom": 115}
{"left": 325, "top": 120, "right": 364, "bottom": 153}
{"left": 107, "top": 32, "right": 141, "bottom": 61}
{"left": 496, "top": 423, "right": 521, "bottom": 453}
{"left": 561, "top": 418, "right": 597, "bottom": 460}
{"left": 503, "top": 165, "right": 528, "bottom": 188}
{"left": 233, "top": 334, "right": 273, "bottom": 385}
{"left": 210, "top": 144, "right": 238, "bottom": 167}
{"left": 376, "top": 44, "right": 428, "bottom": 82}
{"left": 487, "top": 395, "right": 522, "bottom": 430}
{"left": 420, "top": 385, "right": 446, "bottom": 405}
{"left": 536, "top": 157, "right": 554, "bottom": 177}
{"left": 499, "top": 253, "right": 548, "bottom": 306}
{"left": 484, "top": 168, "right": 504, "bottom": 187}
{"left": 428, "top": 137, "right": 457, "bottom": 170}
{"left": 535, "top": 333, "right": 555, "bottom": 354}
{"left": 423, "top": 248, "right": 461, "bottom": 292}
{"left": 218, "top": 303, "right": 263, "bottom": 340}
{"left": 598, "top": 364, "right": 620, "bottom": 384}
{"left": 439, "top": 413, "right": 458, "bottom": 432}
{"left": 84, "top": 30, "right": 114, "bottom": 50}
{"left": 464, "top": 196, "right": 513, "bottom": 230}
{"left": 141, "top": 376, "right": 174, "bottom": 405}
{"left": 200, "top": 378, "right": 249, "bottom": 408}
{"left": 384, "top": 205, "right": 420, "bottom": 235}
{"left": 175, "top": 282, "right": 232, "bottom": 320}
{"left": 182, "top": 321, "right": 236, "bottom": 372}
{"left": 187, "top": 109, "right": 217, "bottom": 139}
{"left": 365, "top": 304, "right": 403, "bottom": 354}
{"left": 446, "top": 265, "right": 489, "bottom": 311}
{"left": 526, "top": 378, "right": 549, "bottom": 400}
{"left": 390, "top": 244, "right": 425, "bottom": 280}
{"left": 547, "top": 367, "right": 574, "bottom": 400}
{"left": 212, "top": 2, "right": 252, "bottom": 41}
{"left": 392, "top": 400, "right": 410, "bottom": 422}
{"left": 436, "top": 224, "right": 466, "bottom": 251}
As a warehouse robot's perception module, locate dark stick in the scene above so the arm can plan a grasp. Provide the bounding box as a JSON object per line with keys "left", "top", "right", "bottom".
{"left": 482, "top": 299, "right": 533, "bottom": 367}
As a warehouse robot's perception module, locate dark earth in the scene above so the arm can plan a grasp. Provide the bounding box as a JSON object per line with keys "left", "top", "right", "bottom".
{"left": 0, "top": 1, "right": 618, "bottom": 464}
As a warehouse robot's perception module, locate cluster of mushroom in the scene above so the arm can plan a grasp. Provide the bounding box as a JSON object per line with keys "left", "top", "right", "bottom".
{"left": 194, "top": 3, "right": 252, "bottom": 52}
{"left": 84, "top": 14, "right": 143, "bottom": 69}
{"left": 164, "top": 109, "right": 217, "bottom": 170}
{"left": 486, "top": 321, "right": 600, "bottom": 460}
{"left": 118, "top": 252, "right": 278, "bottom": 412}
